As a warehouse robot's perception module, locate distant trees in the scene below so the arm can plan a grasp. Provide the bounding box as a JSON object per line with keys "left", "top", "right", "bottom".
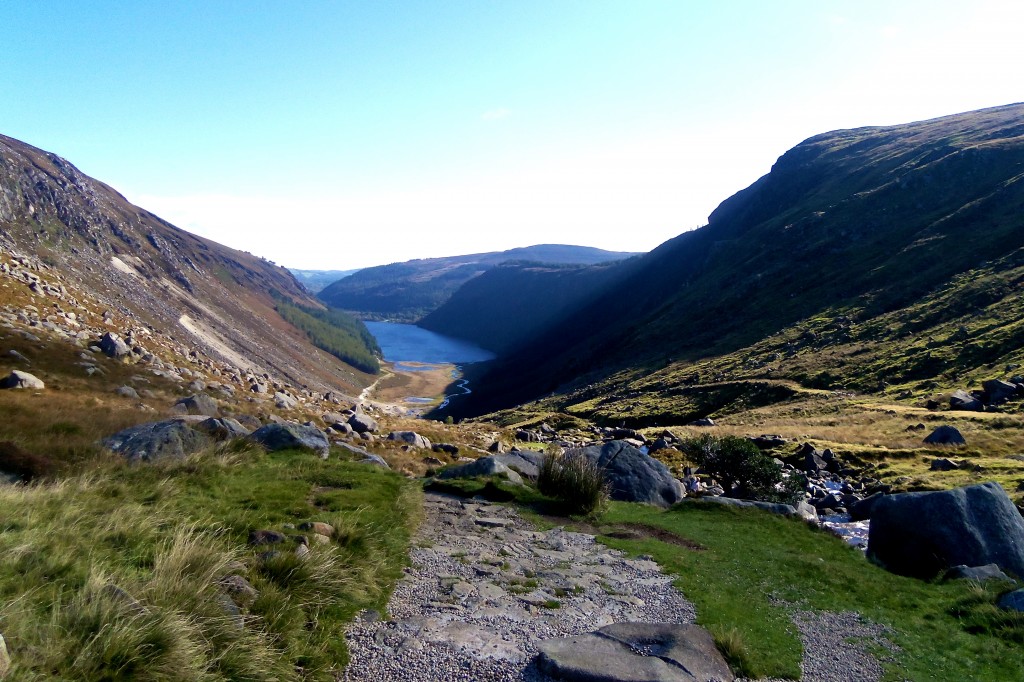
{"left": 273, "top": 295, "right": 381, "bottom": 374}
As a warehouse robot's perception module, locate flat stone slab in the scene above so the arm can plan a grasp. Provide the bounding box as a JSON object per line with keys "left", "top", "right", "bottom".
{"left": 475, "top": 516, "right": 513, "bottom": 528}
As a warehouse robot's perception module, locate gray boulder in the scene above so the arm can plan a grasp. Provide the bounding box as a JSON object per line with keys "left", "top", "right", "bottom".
{"left": 435, "top": 456, "right": 523, "bottom": 485}
{"left": 193, "top": 417, "right": 250, "bottom": 439}
{"left": 492, "top": 449, "right": 546, "bottom": 479}
{"left": 103, "top": 418, "right": 211, "bottom": 462}
{"left": 348, "top": 412, "right": 379, "bottom": 434}
{"left": 114, "top": 385, "right": 139, "bottom": 399}
{"left": 578, "top": 441, "right": 683, "bottom": 508}
{"left": 322, "top": 411, "right": 348, "bottom": 427}
{"left": 949, "top": 389, "right": 983, "bottom": 411}
{"left": 930, "top": 457, "right": 960, "bottom": 471}
{"left": 387, "top": 431, "right": 431, "bottom": 449}
{"left": 99, "top": 332, "right": 131, "bottom": 359}
{"left": 249, "top": 423, "right": 330, "bottom": 458}
{"left": 868, "top": 482, "right": 1024, "bottom": 579}
{"left": 943, "top": 564, "right": 1013, "bottom": 582}
{"left": 0, "top": 370, "right": 44, "bottom": 389}
{"left": 683, "top": 496, "right": 818, "bottom": 523}
{"left": 982, "top": 379, "right": 1017, "bottom": 403}
{"left": 924, "top": 426, "right": 966, "bottom": 446}
{"left": 849, "top": 492, "right": 885, "bottom": 521}
{"left": 173, "top": 393, "right": 220, "bottom": 417}
{"left": 998, "top": 589, "right": 1024, "bottom": 612}
{"left": 536, "top": 622, "right": 734, "bottom": 682}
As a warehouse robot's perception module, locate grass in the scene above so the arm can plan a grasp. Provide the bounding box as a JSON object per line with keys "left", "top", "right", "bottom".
{"left": 0, "top": 442, "right": 421, "bottom": 681}
{"left": 536, "top": 448, "right": 609, "bottom": 515}
{"left": 586, "top": 500, "right": 1023, "bottom": 681}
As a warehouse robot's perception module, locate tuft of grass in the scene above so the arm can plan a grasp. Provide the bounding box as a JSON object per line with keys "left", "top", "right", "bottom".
{"left": 709, "top": 625, "right": 753, "bottom": 678}
{"left": 537, "top": 449, "right": 609, "bottom": 516}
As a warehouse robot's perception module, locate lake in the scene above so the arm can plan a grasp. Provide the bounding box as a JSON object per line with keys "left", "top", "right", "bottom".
{"left": 364, "top": 321, "right": 496, "bottom": 364}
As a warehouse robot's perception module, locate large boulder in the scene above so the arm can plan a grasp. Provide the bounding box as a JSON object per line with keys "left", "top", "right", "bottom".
{"left": 683, "top": 496, "right": 818, "bottom": 523}
{"left": 193, "top": 417, "right": 250, "bottom": 439}
{"left": 924, "top": 426, "right": 966, "bottom": 446}
{"left": 491, "top": 449, "right": 545, "bottom": 479}
{"left": 434, "top": 456, "right": 523, "bottom": 485}
{"left": 99, "top": 332, "right": 131, "bottom": 359}
{"left": 173, "top": 393, "right": 220, "bottom": 417}
{"left": 867, "top": 482, "right": 1024, "bottom": 579}
{"left": 0, "top": 370, "right": 44, "bottom": 389}
{"left": 348, "top": 412, "right": 379, "bottom": 434}
{"left": 982, "top": 379, "right": 1017, "bottom": 404}
{"left": 578, "top": 441, "right": 683, "bottom": 508}
{"left": 248, "top": 423, "right": 330, "bottom": 458}
{"left": 536, "top": 622, "right": 734, "bottom": 682}
{"left": 949, "top": 389, "right": 983, "bottom": 411}
{"left": 103, "top": 418, "right": 212, "bottom": 462}
{"left": 386, "top": 431, "right": 432, "bottom": 449}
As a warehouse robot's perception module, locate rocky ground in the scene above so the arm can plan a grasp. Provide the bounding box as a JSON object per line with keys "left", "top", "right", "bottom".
{"left": 343, "top": 494, "right": 897, "bottom": 682}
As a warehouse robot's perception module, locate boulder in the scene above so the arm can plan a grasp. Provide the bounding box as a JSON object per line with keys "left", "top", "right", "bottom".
{"left": 0, "top": 370, "right": 44, "bottom": 389}
{"left": 683, "top": 496, "right": 818, "bottom": 523}
{"left": 491, "top": 449, "right": 545, "bottom": 479}
{"left": 689, "top": 417, "right": 715, "bottom": 427}
{"left": 943, "top": 564, "right": 1013, "bottom": 582}
{"left": 248, "top": 423, "right": 330, "bottom": 458}
{"left": 982, "top": 379, "right": 1017, "bottom": 404}
{"left": 348, "top": 412, "right": 379, "bottom": 434}
{"left": 173, "top": 393, "right": 220, "bottom": 417}
{"left": 849, "top": 492, "right": 885, "bottom": 521}
{"left": 114, "top": 385, "right": 139, "bottom": 399}
{"left": 924, "top": 426, "right": 966, "bottom": 446}
{"left": 193, "top": 417, "right": 250, "bottom": 439}
{"left": 536, "top": 622, "right": 734, "bottom": 682}
{"left": 432, "top": 443, "right": 460, "bottom": 456}
{"left": 387, "top": 431, "right": 431, "bottom": 449}
{"left": 99, "top": 331, "right": 131, "bottom": 359}
{"left": 322, "top": 411, "right": 348, "bottom": 427}
{"left": 949, "top": 389, "right": 983, "bottom": 411}
{"left": 578, "top": 441, "right": 683, "bottom": 508}
{"left": 515, "top": 429, "right": 542, "bottom": 443}
{"left": 435, "top": 456, "right": 524, "bottom": 485}
{"left": 998, "top": 589, "right": 1024, "bottom": 612}
{"left": 103, "top": 418, "right": 211, "bottom": 462}
{"left": 930, "top": 457, "right": 960, "bottom": 471}
{"left": 867, "top": 482, "right": 1024, "bottom": 579}
{"left": 751, "top": 434, "right": 787, "bottom": 449}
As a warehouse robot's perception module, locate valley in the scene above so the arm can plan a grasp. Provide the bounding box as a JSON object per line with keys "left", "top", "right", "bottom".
{"left": 1, "top": 104, "right": 1024, "bottom": 681}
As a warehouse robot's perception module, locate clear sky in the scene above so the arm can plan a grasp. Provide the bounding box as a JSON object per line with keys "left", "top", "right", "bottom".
{"left": 2, "top": 1, "right": 1022, "bottom": 269}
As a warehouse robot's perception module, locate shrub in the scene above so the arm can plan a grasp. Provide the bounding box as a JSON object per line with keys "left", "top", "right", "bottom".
{"left": 680, "top": 434, "right": 804, "bottom": 505}
{"left": 537, "top": 449, "right": 609, "bottom": 515}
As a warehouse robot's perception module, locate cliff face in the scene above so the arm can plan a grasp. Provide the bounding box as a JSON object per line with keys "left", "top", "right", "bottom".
{"left": 0, "top": 133, "right": 375, "bottom": 395}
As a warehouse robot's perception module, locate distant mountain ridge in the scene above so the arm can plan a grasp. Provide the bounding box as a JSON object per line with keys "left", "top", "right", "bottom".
{"left": 316, "top": 244, "right": 639, "bottom": 321}
{"left": 442, "top": 103, "right": 1024, "bottom": 421}
{"left": 289, "top": 268, "right": 360, "bottom": 293}
{"left": 0, "top": 133, "right": 379, "bottom": 394}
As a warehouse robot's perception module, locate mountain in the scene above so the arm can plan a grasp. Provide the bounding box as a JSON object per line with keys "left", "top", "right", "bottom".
{"left": 288, "top": 268, "right": 360, "bottom": 293}
{"left": 0, "top": 133, "right": 379, "bottom": 394}
{"left": 316, "top": 244, "right": 639, "bottom": 321}
{"left": 445, "top": 103, "right": 1024, "bottom": 422}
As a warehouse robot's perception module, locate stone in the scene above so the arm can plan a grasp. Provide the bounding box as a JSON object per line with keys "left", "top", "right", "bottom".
{"left": 577, "top": 441, "right": 684, "bottom": 508}
{"left": 299, "top": 521, "right": 335, "bottom": 537}
{"left": 387, "top": 431, "right": 432, "bottom": 449}
{"left": 682, "top": 496, "right": 818, "bottom": 523}
{"left": 689, "top": 417, "right": 715, "bottom": 427}
{"left": 174, "top": 393, "right": 220, "bottom": 417}
{"left": 0, "top": 370, "right": 44, "bottom": 389}
{"left": 997, "top": 589, "right": 1024, "bottom": 612}
{"left": 949, "top": 389, "right": 983, "bottom": 411}
{"left": 943, "top": 564, "right": 1013, "bottom": 582}
{"left": 982, "top": 379, "right": 1017, "bottom": 403}
{"left": 849, "top": 492, "right": 885, "bottom": 521}
{"left": 359, "top": 454, "right": 390, "bottom": 468}
{"left": 193, "top": 417, "right": 250, "bottom": 439}
{"left": 322, "top": 411, "right": 347, "bottom": 427}
{"left": 929, "top": 457, "right": 960, "bottom": 471}
{"left": 0, "top": 633, "right": 9, "bottom": 677}
{"left": 249, "top": 529, "right": 286, "bottom": 545}
{"left": 867, "top": 482, "right": 1024, "bottom": 579}
{"left": 751, "top": 434, "right": 787, "bottom": 449}
{"left": 432, "top": 442, "right": 460, "bottom": 456}
{"left": 219, "top": 575, "right": 259, "bottom": 602}
{"left": 536, "top": 622, "right": 734, "bottom": 682}
{"left": 103, "top": 418, "right": 211, "bottom": 462}
{"left": 924, "top": 426, "right": 966, "bottom": 446}
{"left": 348, "top": 412, "right": 379, "bottom": 434}
{"left": 434, "top": 456, "right": 524, "bottom": 485}
{"left": 491, "top": 449, "right": 545, "bottom": 479}
{"left": 99, "top": 331, "right": 131, "bottom": 359}
{"left": 248, "top": 423, "right": 329, "bottom": 457}
{"left": 114, "top": 385, "right": 139, "bottom": 399}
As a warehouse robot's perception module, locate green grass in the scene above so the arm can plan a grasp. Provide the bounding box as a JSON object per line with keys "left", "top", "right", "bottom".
{"left": 0, "top": 442, "right": 421, "bottom": 681}
{"left": 589, "top": 500, "right": 1022, "bottom": 681}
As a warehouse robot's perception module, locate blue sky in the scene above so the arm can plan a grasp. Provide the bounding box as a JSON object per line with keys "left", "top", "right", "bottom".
{"left": 3, "top": 1, "right": 1022, "bottom": 268}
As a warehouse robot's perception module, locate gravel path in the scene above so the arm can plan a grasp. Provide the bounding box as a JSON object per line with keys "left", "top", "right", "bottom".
{"left": 343, "top": 493, "right": 896, "bottom": 681}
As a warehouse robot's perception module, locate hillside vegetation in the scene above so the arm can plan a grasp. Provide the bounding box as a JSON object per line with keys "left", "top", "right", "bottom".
{"left": 445, "top": 103, "right": 1024, "bottom": 420}
{"left": 273, "top": 295, "right": 381, "bottom": 374}
{"left": 317, "top": 244, "right": 637, "bottom": 321}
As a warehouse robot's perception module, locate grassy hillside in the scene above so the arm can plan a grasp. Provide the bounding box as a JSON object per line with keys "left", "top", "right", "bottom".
{"left": 273, "top": 295, "right": 381, "bottom": 374}
{"left": 447, "top": 104, "right": 1024, "bottom": 419}
{"left": 317, "top": 244, "right": 638, "bottom": 321}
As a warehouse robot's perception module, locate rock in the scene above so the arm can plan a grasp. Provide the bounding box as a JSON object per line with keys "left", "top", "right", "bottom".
{"left": 322, "top": 411, "right": 348, "bottom": 427}
{"left": 689, "top": 417, "right": 715, "bottom": 427}
{"left": 218, "top": 575, "right": 259, "bottom": 602}
{"left": 103, "top": 418, "right": 211, "bottom": 462}
{"left": 249, "top": 529, "right": 286, "bottom": 545}
{"left": 949, "top": 389, "right": 983, "bottom": 411}
{"left": 943, "top": 564, "right": 1013, "bottom": 582}
{"left": 849, "top": 492, "right": 885, "bottom": 521}
{"left": 432, "top": 443, "right": 460, "bottom": 456}
{"left": 491, "top": 449, "right": 545, "bottom": 479}
{"left": 274, "top": 391, "right": 298, "bottom": 409}
{"left": 0, "top": 370, "right": 44, "bottom": 389}
{"left": 386, "top": 431, "right": 432, "bottom": 449}
{"left": 0, "top": 633, "right": 9, "bottom": 677}
{"left": 434, "top": 456, "right": 524, "bottom": 485}
{"left": 193, "top": 417, "right": 250, "bottom": 439}
{"left": 751, "top": 434, "right": 787, "bottom": 449}
{"left": 930, "top": 457, "right": 960, "bottom": 471}
{"left": 998, "top": 589, "right": 1024, "bottom": 612}
{"left": 487, "top": 440, "right": 506, "bottom": 454}
{"left": 536, "top": 622, "right": 734, "bottom": 682}
{"left": 114, "top": 385, "right": 139, "bottom": 399}
{"left": 867, "top": 482, "right": 1024, "bottom": 579}
{"left": 578, "top": 441, "right": 683, "bottom": 508}
{"left": 982, "top": 379, "right": 1017, "bottom": 403}
{"left": 174, "top": 393, "right": 220, "bottom": 417}
{"left": 360, "top": 454, "right": 391, "bottom": 468}
{"left": 923, "top": 425, "right": 966, "bottom": 446}
{"left": 683, "top": 496, "right": 818, "bottom": 523}
{"left": 298, "top": 521, "right": 335, "bottom": 537}
{"left": 348, "top": 412, "right": 379, "bottom": 434}
{"left": 248, "top": 423, "right": 330, "bottom": 458}
{"left": 99, "top": 331, "right": 130, "bottom": 359}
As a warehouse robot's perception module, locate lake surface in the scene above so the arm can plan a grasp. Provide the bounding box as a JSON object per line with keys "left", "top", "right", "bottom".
{"left": 364, "top": 321, "right": 496, "bottom": 364}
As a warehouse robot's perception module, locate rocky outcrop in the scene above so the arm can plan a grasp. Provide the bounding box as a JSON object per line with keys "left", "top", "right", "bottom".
{"left": 867, "top": 482, "right": 1024, "bottom": 579}
{"left": 578, "top": 441, "right": 684, "bottom": 508}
